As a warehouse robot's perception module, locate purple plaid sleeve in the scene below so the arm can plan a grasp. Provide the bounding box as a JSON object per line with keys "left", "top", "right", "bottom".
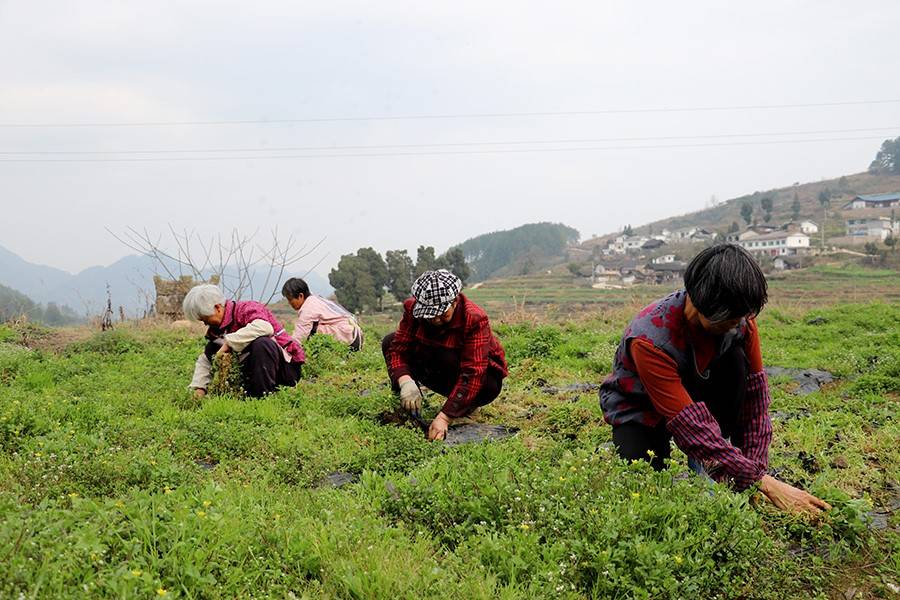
{"left": 667, "top": 402, "right": 767, "bottom": 491}
{"left": 732, "top": 371, "right": 773, "bottom": 469}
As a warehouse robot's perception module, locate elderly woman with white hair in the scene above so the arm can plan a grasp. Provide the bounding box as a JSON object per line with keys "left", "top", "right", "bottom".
{"left": 183, "top": 284, "right": 305, "bottom": 398}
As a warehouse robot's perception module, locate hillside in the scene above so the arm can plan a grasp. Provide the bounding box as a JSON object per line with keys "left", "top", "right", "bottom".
{"left": 454, "top": 222, "right": 579, "bottom": 282}
{"left": 579, "top": 172, "right": 900, "bottom": 249}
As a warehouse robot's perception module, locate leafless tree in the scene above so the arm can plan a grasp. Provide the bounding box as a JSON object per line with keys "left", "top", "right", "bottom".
{"left": 108, "top": 226, "right": 326, "bottom": 304}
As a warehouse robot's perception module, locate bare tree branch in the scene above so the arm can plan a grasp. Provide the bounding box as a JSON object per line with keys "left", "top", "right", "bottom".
{"left": 108, "top": 226, "right": 324, "bottom": 305}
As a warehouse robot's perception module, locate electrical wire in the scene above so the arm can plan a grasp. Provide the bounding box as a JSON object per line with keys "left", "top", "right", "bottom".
{"left": 2, "top": 99, "right": 899, "bottom": 128}
{"left": 1, "top": 125, "right": 897, "bottom": 156}
{"left": 0, "top": 134, "right": 890, "bottom": 163}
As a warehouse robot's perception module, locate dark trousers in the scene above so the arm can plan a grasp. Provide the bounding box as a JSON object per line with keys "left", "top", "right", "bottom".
{"left": 205, "top": 337, "right": 301, "bottom": 398}
{"left": 612, "top": 346, "right": 748, "bottom": 470}
{"left": 381, "top": 332, "right": 503, "bottom": 417}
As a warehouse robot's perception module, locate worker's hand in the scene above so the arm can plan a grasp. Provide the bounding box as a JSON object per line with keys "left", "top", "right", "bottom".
{"left": 194, "top": 388, "right": 207, "bottom": 399}
{"left": 216, "top": 342, "right": 231, "bottom": 356}
{"left": 398, "top": 378, "right": 422, "bottom": 414}
{"left": 759, "top": 475, "right": 831, "bottom": 515}
{"left": 428, "top": 412, "right": 451, "bottom": 441}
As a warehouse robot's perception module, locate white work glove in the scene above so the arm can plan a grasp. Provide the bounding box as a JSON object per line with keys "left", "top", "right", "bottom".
{"left": 399, "top": 379, "right": 423, "bottom": 414}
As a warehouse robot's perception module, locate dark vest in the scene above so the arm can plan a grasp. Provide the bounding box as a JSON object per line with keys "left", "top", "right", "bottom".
{"left": 599, "top": 290, "right": 746, "bottom": 428}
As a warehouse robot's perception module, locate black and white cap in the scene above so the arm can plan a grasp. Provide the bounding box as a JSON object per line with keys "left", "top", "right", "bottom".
{"left": 411, "top": 269, "right": 462, "bottom": 319}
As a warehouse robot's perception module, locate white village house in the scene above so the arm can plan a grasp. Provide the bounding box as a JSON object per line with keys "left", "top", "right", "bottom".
{"left": 651, "top": 254, "right": 676, "bottom": 264}
{"left": 841, "top": 193, "right": 900, "bottom": 210}
{"left": 605, "top": 235, "right": 649, "bottom": 254}
{"left": 845, "top": 216, "right": 899, "bottom": 240}
{"left": 799, "top": 221, "right": 818, "bottom": 235}
{"left": 736, "top": 231, "right": 810, "bottom": 257}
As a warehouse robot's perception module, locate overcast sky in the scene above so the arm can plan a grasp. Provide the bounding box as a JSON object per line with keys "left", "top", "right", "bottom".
{"left": 2, "top": 1, "right": 899, "bottom": 277}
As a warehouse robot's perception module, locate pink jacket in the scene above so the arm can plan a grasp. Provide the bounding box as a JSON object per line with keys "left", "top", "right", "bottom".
{"left": 291, "top": 296, "right": 361, "bottom": 347}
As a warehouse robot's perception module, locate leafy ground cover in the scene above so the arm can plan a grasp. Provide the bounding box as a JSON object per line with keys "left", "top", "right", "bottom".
{"left": 0, "top": 293, "right": 897, "bottom": 598}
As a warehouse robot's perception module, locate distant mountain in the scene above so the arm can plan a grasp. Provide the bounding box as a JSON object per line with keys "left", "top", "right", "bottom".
{"left": 0, "top": 245, "right": 332, "bottom": 317}
{"left": 454, "top": 222, "right": 580, "bottom": 282}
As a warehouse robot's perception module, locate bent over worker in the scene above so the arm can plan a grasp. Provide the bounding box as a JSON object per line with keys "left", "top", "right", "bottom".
{"left": 282, "top": 277, "right": 363, "bottom": 351}
{"left": 600, "top": 244, "right": 830, "bottom": 514}
{"left": 184, "top": 284, "right": 305, "bottom": 398}
{"left": 382, "top": 269, "right": 508, "bottom": 441}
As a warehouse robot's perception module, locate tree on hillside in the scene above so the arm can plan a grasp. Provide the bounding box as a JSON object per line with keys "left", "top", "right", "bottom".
{"left": 868, "top": 137, "right": 900, "bottom": 175}
{"left": 385, "top": 249, "right": 414, "bottom": 302}
{"left": 761, "top": 197, "right": 774, "bottom": 223}
{"left": 43, "top": 302, "right": 65, "bottom": 326}
{"left": 623, "top": 224, "right": 634, "bottom": 236}
{"left": 356, "top": 247, "right": 388, "bottom": 310}
{"left": 818, "top": 189, "right": 832, "bottom": 247}
{"left": 740, "top": 202, "right": 753, "bottom": 225}
{"left": 328, "top": 254, "right": 376, "bottom": 313}
{"left": 415, "top": 246, "right": 437, "bottom": 276}
{"left": 791, "top": 192, "right": 802, "bottom": 221}
{"left": 728, "top": 221, "right": 740, "bottom": 233}
{"left": 436, "top": 247, "right": 471, "bottom": 283}
{"left": 864, "top": 242, "right": 880, "bottom": 264}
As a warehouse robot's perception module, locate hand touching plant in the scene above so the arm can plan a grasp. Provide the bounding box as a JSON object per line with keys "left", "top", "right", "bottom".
{"left": 428, "top": 412, "right": 450, "bottom": 441}
{"left": 759, "top": 475, "right": 832, "bottom": 515}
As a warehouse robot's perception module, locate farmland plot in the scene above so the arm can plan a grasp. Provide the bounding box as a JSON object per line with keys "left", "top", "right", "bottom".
{"left": 0, "top": 299, "right": 897, "bottom": 599}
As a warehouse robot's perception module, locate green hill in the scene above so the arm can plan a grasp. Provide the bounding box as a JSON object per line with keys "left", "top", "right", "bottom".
{"left": 454, "top": 222, "right": 579, "bottom": 282}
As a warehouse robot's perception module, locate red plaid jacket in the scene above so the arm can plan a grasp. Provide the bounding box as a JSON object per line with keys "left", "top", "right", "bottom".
{"left": 386, "top": 294, "right": 508, "bottom": 417}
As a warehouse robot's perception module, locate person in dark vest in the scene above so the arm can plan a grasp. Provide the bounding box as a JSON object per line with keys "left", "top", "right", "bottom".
{"left": 183, "top": 284, "right": 305, "bottom": 398}
{"left": 600, "top": 244, "right": 830, "bottom": 514}
{"left": 382, "top": 269, "right": 508, "bottom": 441}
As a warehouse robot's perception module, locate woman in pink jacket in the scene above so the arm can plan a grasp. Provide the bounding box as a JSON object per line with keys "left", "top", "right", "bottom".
{"left": 282, "top": 278, "right": 363, "bottom": 351}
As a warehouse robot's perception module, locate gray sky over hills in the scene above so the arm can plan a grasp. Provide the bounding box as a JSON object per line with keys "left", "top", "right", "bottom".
{"left": 2, "top": 1, "right": 900, "bottom": 276}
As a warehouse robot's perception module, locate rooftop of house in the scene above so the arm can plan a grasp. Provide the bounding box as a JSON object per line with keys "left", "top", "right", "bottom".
{"left": 856, "top": 193, "right": 900, "bottom": 202}
{"left": 649, "top": 261, "right": 687, "bottom": 272}
{"left": 740, "top": 230, "right": 810, "bottom": 242}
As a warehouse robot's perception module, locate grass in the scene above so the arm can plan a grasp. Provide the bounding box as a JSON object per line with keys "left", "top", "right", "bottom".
{"left": 0, "top": 292, "right": 897, "bottom": 598}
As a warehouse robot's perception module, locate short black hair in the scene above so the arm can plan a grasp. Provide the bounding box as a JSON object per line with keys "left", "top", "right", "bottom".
{"left": 281, "top": 277, "right": 310, "bottom": 300}
{"left": 683, "top": 244, "right": 767, "bottom": 323}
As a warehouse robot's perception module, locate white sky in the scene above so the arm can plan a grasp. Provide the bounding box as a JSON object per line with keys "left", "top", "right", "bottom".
{"left": 2, "top": 0, "right": 899, "bottom": 276}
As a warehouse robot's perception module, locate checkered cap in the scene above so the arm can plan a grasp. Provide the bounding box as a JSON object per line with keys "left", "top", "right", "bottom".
{"left": 411, "top": 269, "right": 462, "bottom": 319}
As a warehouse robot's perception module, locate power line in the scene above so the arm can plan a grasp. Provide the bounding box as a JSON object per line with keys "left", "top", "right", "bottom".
{"left": 0, "top": 134, "right": 889, "bottom": 163}
{"left": 2, "top": 99, "right": 900, "bottom": 128}
{"left": 1, "top": 125, "right": 897, "bottom": 156}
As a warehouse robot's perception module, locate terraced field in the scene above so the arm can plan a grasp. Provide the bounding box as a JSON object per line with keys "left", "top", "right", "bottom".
{"left": 466, "top": 264, "right": 900, "bottom": 316}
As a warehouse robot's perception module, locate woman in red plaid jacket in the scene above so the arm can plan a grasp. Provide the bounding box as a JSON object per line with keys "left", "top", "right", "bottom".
{"left": 600, "top": 244, "right": 829, "bottom": 515}
{"left": 382, "top": 269, "right": 508, "bottom": 441}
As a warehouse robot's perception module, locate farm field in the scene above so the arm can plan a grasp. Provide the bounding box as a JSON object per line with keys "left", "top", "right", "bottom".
{"left": 465, "top": 264, "right": 900, "bottom": 316}
{"left": 0, "top": 280, "right": 898, "bottom": 598}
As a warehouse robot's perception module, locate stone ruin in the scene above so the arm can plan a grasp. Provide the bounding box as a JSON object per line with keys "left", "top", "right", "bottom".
{"left": 153, "top": 275, "right": 220, "bottom": 320}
